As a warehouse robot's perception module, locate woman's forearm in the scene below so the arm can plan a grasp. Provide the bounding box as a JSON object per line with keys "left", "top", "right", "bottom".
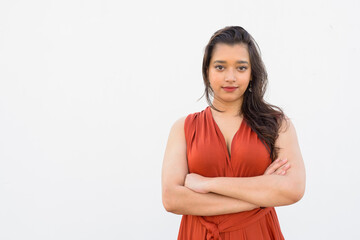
{"left": 184, "top": 154, "right": 305, "bottom": 207}
{"left": 163, "top": 185, "right": 259, "bottom": 216}
{"left": 206, "top": 174, "right": 304, "bottom": 207}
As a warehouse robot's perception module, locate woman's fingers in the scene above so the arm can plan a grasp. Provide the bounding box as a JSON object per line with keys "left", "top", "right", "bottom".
{"left": 264, "top": 158, "right": 289, "bottom": 175}
{"left": 276, "top": 162, "right": 291, "bottom": 175}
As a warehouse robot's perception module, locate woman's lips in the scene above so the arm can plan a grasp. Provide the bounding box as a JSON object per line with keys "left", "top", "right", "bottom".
{"left": 222, "top": 87, "right": 238, "bottom": 92}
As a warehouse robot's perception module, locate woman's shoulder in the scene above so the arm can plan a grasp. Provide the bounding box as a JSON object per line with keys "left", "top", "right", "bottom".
{"left": 172, "top": 116, "right": 186, "bottom": 130}
{"left": 278, "top": 114, "right": 293, "bottom": 134}
{"left": 170, "top": 107, "right": 208, "bottom": 136}
{"left": 276, "top": 115, "right": 299, "bottom": 145}
{"left": 174, "top": 108, "right": 208, "bottom": 125}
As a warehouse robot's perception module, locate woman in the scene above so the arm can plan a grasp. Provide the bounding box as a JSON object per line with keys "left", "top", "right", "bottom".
{"left": 161, "top": 26, "right": 305, "bottom": 240}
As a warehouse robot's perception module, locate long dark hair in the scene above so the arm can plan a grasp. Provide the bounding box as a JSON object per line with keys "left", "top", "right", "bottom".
{"left": 202, "top": 26, "right": 287, "bottom": 161}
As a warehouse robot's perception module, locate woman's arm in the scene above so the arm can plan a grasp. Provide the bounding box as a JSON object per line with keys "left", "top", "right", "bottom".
{"left": 185, "top": 118, "right": 306, "bottom": 207}
{"left": 161, "top": 117, "right": 290, "bottom": 216}
{"left": 162, "top": 117, "right": 260, "bottom": 216}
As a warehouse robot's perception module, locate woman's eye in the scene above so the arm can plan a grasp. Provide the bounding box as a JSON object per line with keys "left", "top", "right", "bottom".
{"left": 215, "top": 65, "right": 224, "bottom": 70}
{"left": 238, "top": 66, "right": 247, "bottom": 71}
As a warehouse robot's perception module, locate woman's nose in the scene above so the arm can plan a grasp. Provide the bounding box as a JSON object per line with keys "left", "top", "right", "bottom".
{"left": 225, "top": 70, "right": 236, "bottom": 82}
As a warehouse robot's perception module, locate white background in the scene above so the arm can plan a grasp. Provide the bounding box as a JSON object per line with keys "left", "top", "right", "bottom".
{"left": 1, "top": 0, "right": 359, "bottom": 239}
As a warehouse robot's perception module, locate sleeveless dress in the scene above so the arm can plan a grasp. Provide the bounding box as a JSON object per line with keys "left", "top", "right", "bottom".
{"left": 177, "top": 107, "right": 284, "bottom": 240}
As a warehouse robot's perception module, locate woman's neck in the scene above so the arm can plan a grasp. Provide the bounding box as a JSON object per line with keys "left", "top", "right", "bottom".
{"left": 211, "top": 98, "right": 243, "bottom": 117}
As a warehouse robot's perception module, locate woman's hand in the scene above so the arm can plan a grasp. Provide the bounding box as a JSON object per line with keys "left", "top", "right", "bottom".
{"left": 263, "top": 158, "right": 291, "bottom": 176}
{"left": 184, "top": 173, "right": 210, "bottom": 194}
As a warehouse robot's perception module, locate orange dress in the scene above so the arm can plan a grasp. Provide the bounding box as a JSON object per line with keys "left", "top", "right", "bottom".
{"left": 178, "top": 107, "right": 284, "bottom": 240}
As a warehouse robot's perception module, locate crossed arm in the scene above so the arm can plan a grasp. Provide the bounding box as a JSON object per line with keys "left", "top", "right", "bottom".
{"left": 161, "top": 117, "right": 305, "bottom": 216}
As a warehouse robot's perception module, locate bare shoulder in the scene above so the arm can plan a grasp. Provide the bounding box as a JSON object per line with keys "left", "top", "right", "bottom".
{"left": 162, "top": 116, "right": 189, "bottom": 187}
{"left": 171, "top": 116, "right": 187, "bottom": 133}
{"left": 166, "top": 116, "right": 187, "bottom": 143}
{"left": 276, "top": 115, "right": 302, "bottom": 162}
{"left": 165, "top": 117, "right": 186, "bottom": 155}
{"left": 276, "top": 114, "right": 304, "bottom": 172}
{"left": 278, "top": 115, "right": 297, "bottom": 137}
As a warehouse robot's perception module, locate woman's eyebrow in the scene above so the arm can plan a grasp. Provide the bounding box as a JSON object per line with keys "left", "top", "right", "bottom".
{"left": 213, "top": 60, "right": 249, "bottom": 64}
{"left": 213, "top": 60, "right": 226, "bottom": 64}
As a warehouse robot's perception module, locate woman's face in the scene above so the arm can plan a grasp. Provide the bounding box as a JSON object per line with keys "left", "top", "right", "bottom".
{"left": 208, "top": 43, "right": 251, "bottom": 105}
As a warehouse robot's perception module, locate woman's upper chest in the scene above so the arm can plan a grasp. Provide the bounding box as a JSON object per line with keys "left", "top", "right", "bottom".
{"left": 211, "top": 114, "right": 243, "bottom": 156}
{"left": 185, "top": 107, "right": 272, "bottom": 177}
{"left": 188, "top": 118, "right": 271, "bottom": 177}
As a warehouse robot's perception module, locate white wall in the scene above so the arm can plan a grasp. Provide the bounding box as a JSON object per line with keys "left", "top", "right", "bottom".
{"left": 0, "top": 0, "right": 359, "bottom": 239}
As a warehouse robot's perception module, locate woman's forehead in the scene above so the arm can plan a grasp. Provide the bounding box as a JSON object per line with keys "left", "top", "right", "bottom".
{"left": 211, "top": 43, "right": 250, "bottom": 62}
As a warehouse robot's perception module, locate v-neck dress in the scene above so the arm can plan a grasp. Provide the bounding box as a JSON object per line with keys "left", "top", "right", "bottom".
{"left": 177, "top": 107, "right": 284, "bottom": 240}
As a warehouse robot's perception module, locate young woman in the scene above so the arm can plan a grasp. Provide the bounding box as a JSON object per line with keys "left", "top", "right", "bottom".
{"left": 161, "top": 26, "right": 305, "bottom": 240}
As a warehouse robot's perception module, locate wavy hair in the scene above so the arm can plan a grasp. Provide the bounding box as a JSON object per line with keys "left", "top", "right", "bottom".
{"left": 202, "top": 26, "right": 287, "bottom": 161}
